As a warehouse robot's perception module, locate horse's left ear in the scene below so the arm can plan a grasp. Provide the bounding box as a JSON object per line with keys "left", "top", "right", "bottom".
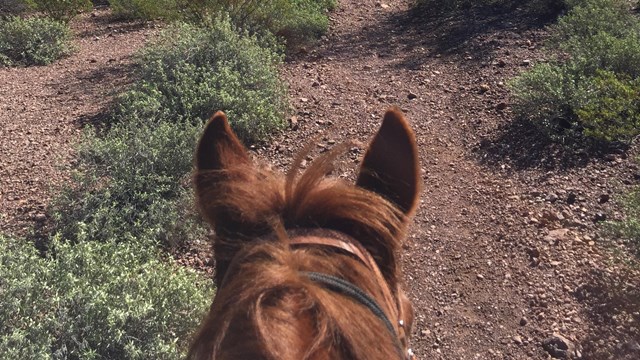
{"left": 356, "top": 108, "right": 420, "bottom": 217}
{"left": 195, "top": 111, "right": 251, "bottom": 227}
{"left": 196, "top": 111, "right": 250, "bottom": 173}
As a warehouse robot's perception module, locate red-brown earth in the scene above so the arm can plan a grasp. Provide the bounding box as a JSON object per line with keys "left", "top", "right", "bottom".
{"left": 1, "top": 1, "right": 638, "bottom": 359}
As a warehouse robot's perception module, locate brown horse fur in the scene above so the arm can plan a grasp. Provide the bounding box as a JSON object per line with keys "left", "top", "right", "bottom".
{"left": 189, "top": 108, "right": 420, "bottom": 360}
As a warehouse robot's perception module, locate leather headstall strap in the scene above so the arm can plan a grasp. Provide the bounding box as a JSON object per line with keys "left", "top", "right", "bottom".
{"left": 286, "top": 228, "right": 412, "bottom": 359}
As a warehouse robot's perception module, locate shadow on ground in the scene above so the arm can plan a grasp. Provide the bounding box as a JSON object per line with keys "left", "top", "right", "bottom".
{"left": 313, "top": 2, "right": 561, "bottom": 70}
{"left": 74, "top": 9, "right": 150, "bottom": 40}
{"left": 473, "top": 116, "right": 629, "bottom": 171}
{"left": 53, "top": 60, "right": 137, "bottom": 128}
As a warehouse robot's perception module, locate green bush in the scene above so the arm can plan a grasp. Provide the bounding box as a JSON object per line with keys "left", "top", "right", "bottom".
{"left": 510, "top": 0, "right": 640, "bottom": 142}
{"left": 510, "top": 62, "right": 591, "bottom": 135}
{"left": 551, "top": 0, "right": 640, "bottom": 77}
{"left": 32, "top": 0, "right": 92, "bottom": 22}
{"left": 576, "top": 71, "right": 640, "bottom": 141}
{"left": 108, "top": 0, "right": 179, "bottom": 20}
{"left": 112, "top": 19, "right": 288, "bottom": 143}
{"left": 107, "top": 0, "right": 335, "bottom": 47}
{"left": 0, "top": 235, "right": 214, "bottom": 359}
{"left": 273, "top": 0, "right": 336, "bottom": 47}
{"left": 609, "top": 189, "right": 640, "bottom": 257}
{"left": 0, "top": 16, "right": 73, "bottom": 66}
{"left": 51, "top": 120, "right": 205, "bottom": 248}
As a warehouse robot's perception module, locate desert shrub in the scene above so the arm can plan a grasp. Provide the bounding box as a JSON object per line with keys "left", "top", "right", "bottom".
{"left": 108, "top": 0, "right": 178, "bottom": 20}
{"left": 576, "top": 71, "right": 640, "bottom": 141}
{"left": 510, "top": 0, "right": 640, "bottom": 142}
{"left": 0, "top": 16, "right": 72, "bottom": 66}
{"left": 50, "top": 120, "right": 205, "bottom": 249}
{"left": 32, "top": 0, "right": 92, "bottom": 22}
{"left": 509, "top": 62, "right": 591, "bottom": 135}
{"left": 112, "top": 19, "right": 288, "bottom": 143}
{"left": 107, "top": 0, "right": 335, "bottom": 47}
{"left": 551, "top": 0, "right": 640, "bottom": 77}
{"left": 609, "top": 187, "right": 640, "bottom": 257}
{"left": 0, "top": 235, "right": 213, "bottom": 359}
{"left": 274, "top": 0, "right": 336, "bottom": 47}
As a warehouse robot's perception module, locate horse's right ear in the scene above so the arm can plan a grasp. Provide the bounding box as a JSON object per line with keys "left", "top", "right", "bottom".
{"left": 196, "top": 111, "right": 250, "bottom": 173}
{"left": 356, "top": 108, "right": 420, "bottom": 217}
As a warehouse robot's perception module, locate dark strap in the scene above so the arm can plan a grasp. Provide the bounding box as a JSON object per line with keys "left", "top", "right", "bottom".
{"left": 288, "top": 229, "right": 400, "bottom": 327}
{"left": 302, "top": 271, "right": 405, "bottom": 358}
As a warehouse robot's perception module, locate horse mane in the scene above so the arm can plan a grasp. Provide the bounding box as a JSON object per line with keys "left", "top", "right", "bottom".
{"left": 189, "top": 144, "right": 410, "bottom": 359}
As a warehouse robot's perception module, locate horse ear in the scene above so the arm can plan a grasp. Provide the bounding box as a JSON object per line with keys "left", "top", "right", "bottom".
{"left": 196, "top": 111, "right": 250, "bottom": 173}
{"left": 356, "top": 108, "right": 420, "bottom": 216}
{"left": 195, "top": 111, "right": 251, "bottom": 223}
{"left": 194, "top": 112, "right": 253, "bottom": 285}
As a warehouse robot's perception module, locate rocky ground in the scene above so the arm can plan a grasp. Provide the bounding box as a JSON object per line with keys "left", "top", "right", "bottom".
{"left": 1, "top": 1, "right": 639, "bottom": 359}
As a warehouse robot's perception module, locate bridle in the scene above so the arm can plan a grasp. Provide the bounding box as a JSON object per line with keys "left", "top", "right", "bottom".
{"left": 217, "top": 228, "right": 415, "bottom": 359}
{"left": 287, "top": 228, "right": 415, "bottom": 360}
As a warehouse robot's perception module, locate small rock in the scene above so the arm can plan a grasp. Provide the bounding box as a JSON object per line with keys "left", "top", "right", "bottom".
{"left": 546, "top": 193, "right": 559, "bottom": 203}
{"left": 520, "top": 317, "right": 528, "bottom": 326}
{"left": 594, "top": 212, "right": 607, "bottom": 222}
{"left": 289, "top": 116, "right": 298, "bottom": 130}
{"left": 598, "top": 194, "right": 610, "bottom": 204}
{"left": 567, "top": 193, "right": 577, "bottom": 205}
{"left": 497, "top": 59, "right": 507, "bottom": 67}
{"left": 542, "top": 210, "right": 562, "bottom": 223}
{"left": 527, "top": 247, "right": 541, "bottom": 259}
{"left": 479, "top": 84, "right": 490, "bottom": 93}
{"left": 513, "top": 335, "right": 523, "bottom": 345}
{"left": 408, "top": 92, "right": 418, "bottom": 100}
{"left": 476, "top": 274, "right": 485, "bottom": 280}
{"left": 34, "top": 213, "right": 47, "bottom": 222}
{"left": 311, "top": 81, "right": 320, "bottom": 87}
{"left": 543, "top": 333, "right": 575, "bottom": 359}
{"left": 522, "top": 59, "right": 531, "bottom": 66}
{"left": 300, "top": 97, "right": 309, "bottom": 103}
{"left": 545, "top": 228, "right": 570, "bottom": 244}
{"left": 496, "top": 102, "right": 508, "bottom": 111}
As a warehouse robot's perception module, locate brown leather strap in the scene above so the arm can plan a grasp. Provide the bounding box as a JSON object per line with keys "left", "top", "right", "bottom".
{"left": 286, "top": 229, "right": 400, "bottom": 339}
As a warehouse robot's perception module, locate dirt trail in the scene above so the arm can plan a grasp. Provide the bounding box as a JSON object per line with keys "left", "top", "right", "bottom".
{"left": 269, "top": 1, "right": 639, "bottom": 358}
{"left": 1, "top": 2, "right": 638, "bottom": 359}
